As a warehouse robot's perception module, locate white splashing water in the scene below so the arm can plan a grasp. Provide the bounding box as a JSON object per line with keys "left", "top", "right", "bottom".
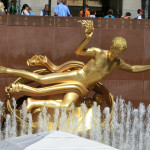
{"left": 144, "top": 105, "right": 150, "bottom": 150}
{"left": 27, "top": 113, "right": 32, "bottom": 135}
{"left": 5, "top": 114, "right": 11, "bottom": 139}
{"left": 42, "top": 104, "right": 48, "bottom": 132}
{"left": 73, "top": 114, "right": 78, "bottom": 135}
{"left": 0, "top": 100, "right": 3, "bottom": 140}
{"left": 38, "top": 112, "right": 42, "bottom": 133}
{"left": 20, "top": 101, "right": 27, "bottom": 136}
{"left": 90, "top": 102, "right": 97, "bottom": 140}
{"left": 131, "top": 109, "right": 138, "bottom": 150}
{"left": 112, "top": 98, "right": 119, "bottom": 148}
{"left": 95, "top": 105, "right": 102, "bottom": 142}
{"left": 138, "top": 103, "right": 145, "bottom": 150}
{"left": 103, "top": 107, "right": 110, "bottom": 146}
{"left": 119, "top": 98, "right": 125, "bottom": 149}
{"left": 12, "top": 98, "right": 17, "bottom": 137}
{"left": 81, "top": 103, "right": 87, "bottom": 138}
{"left": 59, "top": 107, "right": 67, "bottom": 131}
{"left": 125, "top": 101, "right": 132, "bottom": 149}
{"left": 68, "top": 103, "right": 75, "bottom": 133}
{"left": 53, "top": 108, "right": 59, "bottom": 130}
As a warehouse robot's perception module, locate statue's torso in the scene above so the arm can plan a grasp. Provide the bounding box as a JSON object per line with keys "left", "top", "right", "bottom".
{"left": 82, "top": 49, "right": 121, "bottom": 88}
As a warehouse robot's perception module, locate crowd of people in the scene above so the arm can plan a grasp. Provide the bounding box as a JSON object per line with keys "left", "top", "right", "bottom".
{"left": 0, "top": 0, "right": 145, "bottom": 19}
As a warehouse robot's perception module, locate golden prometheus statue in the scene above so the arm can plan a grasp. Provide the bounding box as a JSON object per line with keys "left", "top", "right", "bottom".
{"left": 1, "top": 20, "right": 150, "bottom": 131}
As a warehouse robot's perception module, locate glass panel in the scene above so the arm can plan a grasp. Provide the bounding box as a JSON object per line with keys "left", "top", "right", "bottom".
{"left": 87, "top": 0, "right": 102, "bottom": 6}
{"left": 68, "top": 0, "right": 102, "bottom": 6}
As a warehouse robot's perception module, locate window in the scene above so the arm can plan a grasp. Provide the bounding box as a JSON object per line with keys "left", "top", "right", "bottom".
{"left": 68, "top": 0, "right": 102, "bottom": 6}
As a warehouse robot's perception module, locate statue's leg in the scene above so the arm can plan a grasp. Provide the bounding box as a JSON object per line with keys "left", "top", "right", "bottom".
{"left": 26, "top": 92, "right": 79, "bottom": 112}
{"left": 6, "top": 82, "right": 86, "bottom": 97}
{"left": 0, "top": 66, "right": 77, "bottom": 84}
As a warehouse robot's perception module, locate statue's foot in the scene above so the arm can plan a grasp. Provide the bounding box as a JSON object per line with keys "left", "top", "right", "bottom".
{"left": 26, "top": 98, "right": 33, "bottom": 112}
{"left": 0, "top": 66, "right": 7, "bottom": 73}
{"left": 5, "top": 83, "right": 23, "bottom": 94}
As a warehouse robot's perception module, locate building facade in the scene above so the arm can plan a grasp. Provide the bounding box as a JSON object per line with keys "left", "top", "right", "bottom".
{"left": 1, "top": 0, "right": 150, "bottom": 18}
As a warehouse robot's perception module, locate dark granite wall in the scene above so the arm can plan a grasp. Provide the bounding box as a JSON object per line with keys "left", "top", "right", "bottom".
{"left": 0, "top": 15, "right": 150, "bottom": 107}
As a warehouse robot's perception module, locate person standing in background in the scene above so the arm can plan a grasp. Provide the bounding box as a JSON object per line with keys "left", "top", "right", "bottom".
{"left": 40, "top": 4, "right": 50, "bottom": 16}
{"left": 136, "top": 9, "right": 143, "bottom": 19}
{"left": 79, "top": 5, "right": 90, "bottom": 17}
{"left": 54, "top": 0, "right": 70, "bottom": 17}
{"left": 123, "top": 12, "right": 131, "bottom": 19}
{"left": 54, "top": 0, "right": 60, "bottom": 16}
{"left": 8, "top": 1, "right": 16, "bottom": 15}
{"left": 89, "top": 10, "right": 96, "bottom": 18}
{"left": 104, "top": 9, "right": 115, "bottom": 18}
{"left": 28, "top": 7, "right": 34, "bottom": 16}
{"left": 0, "top": 0, "right": 4, "bottom": 14}
{"left": 63, "top": 0, "right": 71, "bottom": 16}
{"left": 21, "top": 4, "right": 29, "bottom": 15}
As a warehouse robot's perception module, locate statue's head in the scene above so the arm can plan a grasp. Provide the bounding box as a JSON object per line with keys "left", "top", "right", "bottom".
{"left": 109, "top": 37, "right": 127, "bottom": 61}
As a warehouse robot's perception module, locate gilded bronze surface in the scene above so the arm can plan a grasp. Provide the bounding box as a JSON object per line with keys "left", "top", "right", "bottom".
{"left": 1, "top": 20, "right": 150, "bottom": 131}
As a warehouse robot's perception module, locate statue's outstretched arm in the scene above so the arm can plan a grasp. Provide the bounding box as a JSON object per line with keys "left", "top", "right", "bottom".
{"left": 75, "top": 20, "right": 95, "bottom": 56}
{"left": 120, "top": 60, "right": 150, "bottom": 72}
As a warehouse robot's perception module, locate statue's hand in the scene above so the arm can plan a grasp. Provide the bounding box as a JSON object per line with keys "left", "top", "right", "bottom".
{"left": 27, "top": 55, "right": 47, "bottom": 66}
{"left": 78, "top": 20, "right": 94, "bottom": 38}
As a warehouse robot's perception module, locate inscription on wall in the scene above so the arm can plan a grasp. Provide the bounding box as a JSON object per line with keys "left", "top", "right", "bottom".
{"left": 0, "top": 16, "right": 2, "bottom": 25}
{"left": 0, "top": 15, "right": 6, "bottom": 25}
{"left": 0, "top": 15, "right": 150, "bottom": 30}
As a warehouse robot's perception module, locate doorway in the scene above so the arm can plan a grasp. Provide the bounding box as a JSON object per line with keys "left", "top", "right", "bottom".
{"left": 101, "top": 0, "right": 122, "bottom": 17}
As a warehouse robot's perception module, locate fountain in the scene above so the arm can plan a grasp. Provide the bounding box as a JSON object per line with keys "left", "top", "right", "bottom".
{"left": 0, "top": 97, "right": 150, "bottom": 150}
